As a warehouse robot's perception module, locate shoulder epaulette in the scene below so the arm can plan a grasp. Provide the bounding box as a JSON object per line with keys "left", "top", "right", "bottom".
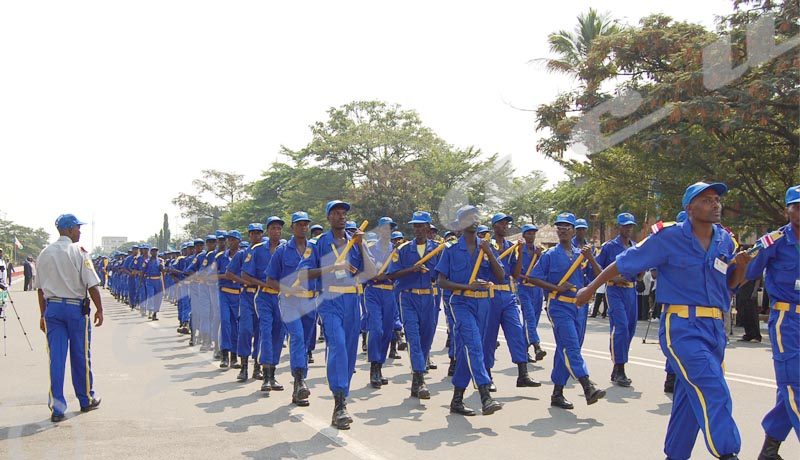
{"left": 397, "top": 241, "right": 412, "bottom": 250}
{"left": 215, "top": 252, "right": 225, "bottom": 259}
{"left": 649, "top": 221, "right": 676, "bottom": 235}
{"left": 749, "top": 229, "right": 785, "bottom": 255}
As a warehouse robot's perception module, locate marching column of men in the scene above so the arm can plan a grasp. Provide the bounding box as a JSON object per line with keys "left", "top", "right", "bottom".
{"left": 95, "top": 182, "right": 799, "bottom": 460}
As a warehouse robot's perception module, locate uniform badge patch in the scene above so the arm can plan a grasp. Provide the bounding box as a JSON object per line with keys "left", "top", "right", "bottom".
{"left": 303, "top": 247, "right": 312, "bottom": 259}
{"left": 244, "top": 254, "right": 252, "bottom": 263}
{"left": 391, "top": 252, "right": 399, "bottom": 262}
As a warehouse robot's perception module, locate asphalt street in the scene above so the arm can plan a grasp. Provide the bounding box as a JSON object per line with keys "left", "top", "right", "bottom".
{"left": 1, "top": 280, "right": 797, "bottom": 460}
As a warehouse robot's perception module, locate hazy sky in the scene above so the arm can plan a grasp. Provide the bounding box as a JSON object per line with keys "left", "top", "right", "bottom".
{"left": 0, "top": 0, "right": 734, "bottom": 246}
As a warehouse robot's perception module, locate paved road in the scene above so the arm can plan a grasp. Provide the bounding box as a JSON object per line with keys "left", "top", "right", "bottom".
{"left": 1, "top": 282, "right": 797, "bottom": 460}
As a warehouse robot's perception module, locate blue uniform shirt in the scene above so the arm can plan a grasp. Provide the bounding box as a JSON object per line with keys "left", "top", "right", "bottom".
{"left": 216, "top": 250, "right": 239, "bottom": 289}
{"left": 388, "top": 239, "right": 441, "bottom": 290}
{"left": 615, "top": 220, "right": 737, "bottom": 311}
{"left": 242, "top": 241, "right": 276, "bottom": 282}
{"left": 226, "top": 248, "right": 247, "bottom": 280}
{"left": 184, "top": 251, "right": 207, "bottom": 276}
{"left": 434, "top": 235, "right": 497, "bottom": 286}
{"left": 297, "top": 230, "right": 365, "bottom": 288}
{"left": 366, "top": 239, "right": 395, "bottom": 286}
{"left": 143, "top": 256, "right": 163, "bottom": 277}
{"left": 745, "top": 223, "right": 800, "bottom": 304}
{"left": 266, "top": 237, "right": 315, "bottom": 290}
{"left": 489, "top": 238, "right": 515, "bottom": 284}
{"left": 597, "top": 235, "right": 635, "bottom": 281}
{"left": 529, "top": 243, "right": 587, "bottom": 296}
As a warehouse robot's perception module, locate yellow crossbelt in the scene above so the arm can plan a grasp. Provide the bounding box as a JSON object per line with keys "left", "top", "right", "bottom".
{"left": 666, "top": 305, "right": 723, "bottom": 320}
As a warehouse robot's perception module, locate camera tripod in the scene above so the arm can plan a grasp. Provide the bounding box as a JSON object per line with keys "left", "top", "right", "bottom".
{"left": 1, "top": 288, "right": 34, "bottom": 356}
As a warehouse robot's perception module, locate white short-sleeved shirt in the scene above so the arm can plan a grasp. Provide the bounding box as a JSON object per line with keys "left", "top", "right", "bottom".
{"left": 35, "top": 236, "right": 101, "bottom": 299}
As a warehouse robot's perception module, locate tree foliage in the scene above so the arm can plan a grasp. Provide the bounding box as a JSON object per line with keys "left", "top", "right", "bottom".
{"left": 536, "top": 0, "right": 799, "bottom": 233}
{"left": 172, "top": 169, "right": 250, "bottom": 238}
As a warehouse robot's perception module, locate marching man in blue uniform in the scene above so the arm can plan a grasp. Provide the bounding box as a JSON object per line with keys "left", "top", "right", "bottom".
{"left": 745, "top": 185, "right": 800, "bottom": 460}
{"left": 298, "top": 200, "right": 377, "bottom": 430}
{"left": 515, "top": 223, "right": 547, "bottom": 363}
{"left": 216, "top": 230, "right": 243, "bottom": 369}
{"left": 143, "top": 246, "right": 164, "bottom": 321}
{"left": 529, "top": 212, "right": 604, "bottom": 410}
{"left": 576, "top": 182, "right": 752, "bottom": 460}
{"left": 435, "top": 205, "right": 505, "bottom": 416}
{"left": 596, "top": 212, "right": 639, "bottom": 387}
{"left": 36, "top": 214, "right": 103, "bottom": 422}
{"left": 386, "top": 211, "right": 442, "bottom": 400}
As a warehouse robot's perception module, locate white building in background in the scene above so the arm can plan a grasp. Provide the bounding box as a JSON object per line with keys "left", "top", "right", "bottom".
{"left": 101, "top": 236, "right": 127, "bottom": 253}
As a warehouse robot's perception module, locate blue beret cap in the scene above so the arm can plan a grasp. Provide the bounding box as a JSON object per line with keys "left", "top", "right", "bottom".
{"left": 310, "top": 224, "right": 323, "bottom": 232}
{"left": 391, "top": 231, "right": 404, "bottom": 239}
{"left": 205, "top": 235, "right": 216, "bottom": 241}
{"left": 139, "top": 244, "right": 149, "bottom": 250}
{"left": 490, "top": 213, "right": 512, "bottom": 225}
{"left": 554, "top": 212, "right": 576, "bottom": 226}
{"left": 326, "top": 200, "right": 351, "bottom": 216}
{"left": 247, "top": 223, "right": 264, "bottom": 232}
{"left": 239, "top": 241, "right": 250, "bottom": 248}
{"left": 366, "top": 232, "right": 378, "bottom": 242}
{"left": 676, "top": 211, "right": 687, "bottom": 223}
{"left": 456, "top": 205, "right": 479, "bottom": 221}
{"left": 377, "top": 216, "right": 397, "bottom": 228}
{"left": 215, "top": 230, "right": 227, "bottom": 239}
{"left": 345, "top": 221, "right": 358, "bottom": 230}
{"left": 617, "top": 213, "right": 636, "bottom": 226}
{"left": 291, "top": 211, "right": 311, "bottom": 223}
{"left": 682, "top": 182, "right": 728, "bottom": 210}
{"left": 476, "top": 225, "right": 490, "bottom": 234}
{"left": 266, "top": 216, "right": 285, "bottom": 227}
{"left": 227, "top": 230, "right": 242, "bottom": 240}
{"left": 193, "top": 238, "right": 205, "bottom": 245}
{"left": 575, "top": 219, "right": 588, "bottom": 229}
{"left": 408, "top": 211, "right": 432, "bottom": 225}
{"left": 785, "top": 185, "right": 800, "bottom": 205}
{"left": 55, "top": 213, "right": 87, "bottom": 230}
{"left": 521, "top": 224, "right": 538, "bottom": 233}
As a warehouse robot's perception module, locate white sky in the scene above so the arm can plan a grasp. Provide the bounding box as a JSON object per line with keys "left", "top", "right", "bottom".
{"left": 0, "top": 0, "right": 734, "bottom": 246}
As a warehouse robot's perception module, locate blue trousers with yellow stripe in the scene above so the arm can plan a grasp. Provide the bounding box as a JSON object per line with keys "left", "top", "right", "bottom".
{"left": 547, "top": 299, "right": 589, "bottom": 386}
{"left": 318, "top": 291, "right": 361, "bottom": 396}
{"left": 364, "top": 286, "right": 395, "bottom": 364}
{"left": 399, "top": 290, "right": 437, "bottom": 373}
{"left": 281, "top": 296, "right": 315, "bottom": 375}
{"left": 237, "top": 291, "right": 259, "bottom": 358}
{"left": 449, "top": 294, "right": 492, "bottom": 389}
{"left": 218, "top": 290, "right": 240, "bottom": 352}
{"left": 517, "top": 284, "right": 544, "bottom": 345}
{"left": 763, "top": 305, "right": 800, "bottom": 442}
{"left": 144, "top": 278, "right": 163, "bottom": 313}
{"left": 256, "top": 292, "right": 284, "bottom": 365}
{"left": 45, "top": 299, "right": 96, "bottom": 416}
{"left": 659, "top": 308, "right": 740, "bottom": 459}
{"left": 483, "top": 290, "right": 528, "bottom": 369}
{"left": 606, "top": 285, "right": 637, "bottom": 364}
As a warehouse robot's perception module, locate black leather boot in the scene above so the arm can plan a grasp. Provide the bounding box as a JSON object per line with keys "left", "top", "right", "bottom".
{"left": 252, "top": 362, "right": 264, "bottom": 381}
{"left": 664, "top": 372, "right": 676, "bottom": 393}
{"left": 516, "top": 362, "right": 542, "bottom": 387}
{"left": 533, "top": 342, "right": 547, "bottom": 361}
{"left": 389, "top": 339, "right": 401, "bottom": 359}
{"left": 447, "top": 357, "right": 456, "bottom": 377}
{"left": 449, "top": 387, "right": 476, "bottom": 416}
{"left": 236, "top": 357, "right": 249, "bottom": 381}
{"left": 331, "top": 391, "right": 352, "bottom": 429}
{"left": 486, "top": 369, "right": 497, "bottom": 392}
{"left": 292, "top": 368, "right": 310, "bottom": 407}
{"left": 395, "top": 330, "right": 407, "bottom": 351}
{"left": 267, "top": 364, "right": 284, "bottom": 391}
{"left": 579, "top": 375, "right": 606, "bottom": 405}
{"left": 307, "top": 351, "right": 314, "bottom": 364}
{"left": 219, "top": 350, "right": 230, "bottom": 369}
{"left": 757, "top": 434, "right": 783, "bottom": 460}
{"left": 260, "top": 365, "right": 272, "bottom": 392}
{"left": 550, "top": 385, "right": 574, "bottom": 409}
{"left": 361, "top": 331, "right": 367, "bottom": 352}
{"left": 378, "top": 362, "right": 388, "bottom": 385}
{"left": 231, "top": 353, "right": 241, "bottom": 369}
{"left": 410, "top": 371, "right": 431, "bottom": 399}
{"left": 612, "top": 363, "right": 632, "bottom": 387}
{"left": 527, "top": 350, "right": 536, "bottom": 363}
{"left": 370, "top": 362, "right": 383, "bottom": 388}
{"left": 426, "top": 357, "right": 437, "bottom": 370}
{"left": 478, "top": 384, "right": 502, "bottom": 415}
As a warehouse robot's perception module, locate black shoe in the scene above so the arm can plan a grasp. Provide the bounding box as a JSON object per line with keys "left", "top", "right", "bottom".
{"left": 292, "top": 369, "right": 310, "bottom": 407}
{"left": 410, "top": 371, "right": 431, "bottom": 399}
{"left": 389, "top": 340, "right": 401, "bottom": 359}
{"left": 664, "top": 373, "right": 676, "bottom": 393}
{"left": 220, "top": 351, "right": 230, "bottom": 369}
{"left": 307, "top": 351, "right": 314, "bottom": 364}
{"left": 533, "top": 343, "right": 547, "bottom": 361}
{"left": 447, "top": 358, "right": 456, "bottom": 377}
{"left": 361, "top": 331, "right": 367, "bottom": 352}
{"left": 369, "top": 362, "right": 383, "bottom": 388}
{"left": 579, "top": 376, "right": 605, "bottom": 405}
{"left": 757, "top": 433, "right": 783, "bottom": 460}
{"left": 252, "top": 364, "right": 264, "bottom": 381}
{"left": 551, "top": 385, "right": 574, "bottom": 409}
{"left": 151, "top": 314, "right": 158, "bottom": 321}
{"left": 516, "top": 363, "right": 542, "bottom": 387}
{"left": 427, "top": 357, "right": 437, "bottom": 370}
{"left": 80, "top": 398, "right": 101, "bottom": 412}
{"left": 486, "top": 369, "right": 497, "bottom": 392}
{"left": 394, "top": 330, "right": 407, "bottom": 351}
{"left": 527, "top": 351, "right": 536, "bottom": 363}
{"left": 611, "top": 364, "right": 632, "bottom": 387}
{"left": 237, "top": 358, "right": 249, "bottom": 381}
{"left": 450, "top": 387, "right": 476, "bottom": 416}
{"left": 478, "top": 384, "right": 502, "bottom": 415}
{"left": 51, "top": 413, "right": 66, "bottom": 423}
{"left": 332, "top": 391, "right": 351, "bottom": 429}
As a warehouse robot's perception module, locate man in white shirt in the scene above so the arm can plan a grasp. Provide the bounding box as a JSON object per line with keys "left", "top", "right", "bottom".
{"left": 36, "top": 214, "right": 103, "bottom": 423}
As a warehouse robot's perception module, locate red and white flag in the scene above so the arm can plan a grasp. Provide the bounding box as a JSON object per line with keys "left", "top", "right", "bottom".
{"left": 14, "top": 236, "right": 23, "bottom": 249}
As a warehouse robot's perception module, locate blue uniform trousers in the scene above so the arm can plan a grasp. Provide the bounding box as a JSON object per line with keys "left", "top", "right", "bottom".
{"left": 236, "top": 291, "right": 259, "bottom": 358}
{"left": 393, "top": 289, "right": 403, "bottom": 332}
{"left": 364, "top": 286, "right": 396, "bottom": 364}
{"left": 442, "top": 291, "right": 455, "bottom": 358}
{"left": 660, "top": 308, "right": 740, "bottom": 459}
{"left": 207, "top": 284, "right": 220, "bottom": 344}
{"left": 178, "top": 283, "right": 191, "bottom": 323}
{"left": 318, "top": 292, "right": 361, "bottom": 396}
{"left": 483, "top": 290, "right": 528, "bottom": 369}
{"left": 448, "top": 293, "right": 491, "bottom": 389}
{"left": 281, "top": 295, "right": 312, "bottom": 375}
{"left": 762, "top": 305, "right": 800, "bottom": 441}
{"left": 219, "top": 289, "right": 240, "bottom": 352}
{"left": 517, "top": 284, "right": 544, "bottom": 345}
{"left": 399, "top": 290, "right": 437, "bottom": 373}
{"left": 547, "top": 299, "right": 589, "bottom": 385}
{"left": 256, "top": 291, "right": 284, "bottom": 365}
{"left": 128, "top": 277, "right": 138, "bottom": 306}
{"left": 44, "top": 299, "right": 95, "bottom": 416}
{"left": 189, "top": 282, "right": 210, "bottom": 335}
{"left": 606, "top": 285, "right": 637, "bottom": 364}
{"left": 144, "top": 278, "right": 163, "bottom": 313}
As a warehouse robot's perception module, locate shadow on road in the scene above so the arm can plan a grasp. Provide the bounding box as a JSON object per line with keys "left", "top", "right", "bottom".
{"left": 401, "top": 413, "right": 499, "bottom": 450}
{"left": 510, "top": 407, "right": 603, "bottom": 437}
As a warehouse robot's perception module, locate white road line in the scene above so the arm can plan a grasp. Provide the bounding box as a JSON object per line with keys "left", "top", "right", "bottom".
{"left": 289, "top": 409, "right": 391, "bottom": 460}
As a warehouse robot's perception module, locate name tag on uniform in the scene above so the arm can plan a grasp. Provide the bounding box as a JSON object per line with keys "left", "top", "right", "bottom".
{"left": 713, "top": 257, "right": 728, "bottom": 274}
{"left": 795, "top": 279, "right": 800, "bottom": 291}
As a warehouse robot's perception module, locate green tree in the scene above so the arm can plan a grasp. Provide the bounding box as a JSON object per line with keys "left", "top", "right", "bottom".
{"left": 536, "top": 0, "right": 798, "bottom": 233}
{"left": 173, "top": 169, "right": 250, "bottom": 237}
{"left": 538, "top": 8, "right": 620, "bottom": 78}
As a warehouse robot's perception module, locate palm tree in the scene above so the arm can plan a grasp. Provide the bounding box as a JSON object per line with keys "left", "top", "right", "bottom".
{"left": 540, "top": 8, "right": 619, "bottom": 78}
